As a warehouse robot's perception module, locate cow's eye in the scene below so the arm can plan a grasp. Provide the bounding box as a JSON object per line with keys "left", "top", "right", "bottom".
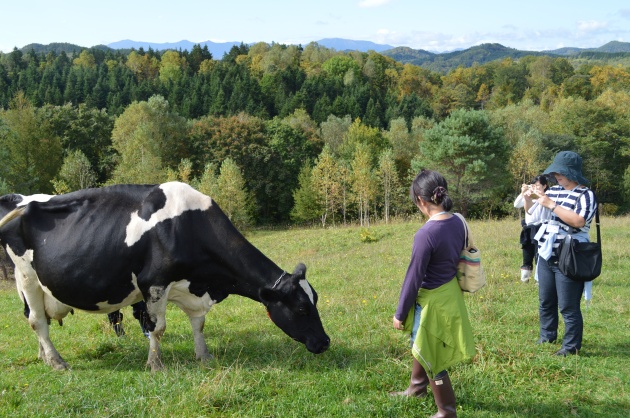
{"left": 297, "top": 305, "right": 309, "bottom": 316}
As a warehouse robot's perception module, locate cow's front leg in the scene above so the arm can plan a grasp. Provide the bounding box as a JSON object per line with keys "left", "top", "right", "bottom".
{"left": 189, "top": 316, "right": 212, "bottom": 361}
{"left": 35, "top": 326, "right": 69, "bottom": 370}
{"left": 14, "top": 266, "right": 68, "bottom": 370}
{"left": 28, "top": 294, "right": 68, "bottom": 370}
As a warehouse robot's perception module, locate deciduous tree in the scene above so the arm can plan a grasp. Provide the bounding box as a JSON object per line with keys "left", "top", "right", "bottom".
{"left": 51, "top": 149, "right": 97, "bottom": 193}
{"left": 351, "top": 142, "right": 377, "bottom": 226}
{"left": 0, "top": 92, "right": 63, "bottom": 193}
{"left": 214, "top": 158, "right": 252, "bottom": 230}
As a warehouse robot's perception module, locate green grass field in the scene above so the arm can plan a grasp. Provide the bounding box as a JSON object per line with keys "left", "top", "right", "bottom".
{"left": 1, "top": 216, "right": 628, "bottom": 417}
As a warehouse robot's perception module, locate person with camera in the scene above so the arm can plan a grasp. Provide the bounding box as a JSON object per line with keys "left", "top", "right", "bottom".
{"left": 514, "top": 175, "right": 550, "bottom": 283}
{"left": 523, "top": 151, "right": 597, "bottom": 356}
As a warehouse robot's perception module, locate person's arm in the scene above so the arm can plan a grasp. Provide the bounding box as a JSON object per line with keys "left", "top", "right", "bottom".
{"left": 537, "top": 194, "right": 586, "bottom": 228}
{"left": 522, "top": 184, "right": 537, "bottom": 212}
{"left": 393, "top": 231, "right": 431, "bottom": 330}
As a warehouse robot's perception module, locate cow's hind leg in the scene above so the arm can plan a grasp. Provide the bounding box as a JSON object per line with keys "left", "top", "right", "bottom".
{"left": 189, "top": 316, "right": 212, "bottom": 362}
{"left": 132, "top": 301, "right": 151, "bottom": 337}
{"left": 107, "top": 310, "right": 125, "bottom": 337}
{"left": 144, "top": 286, "right": 169, "bottom": 371}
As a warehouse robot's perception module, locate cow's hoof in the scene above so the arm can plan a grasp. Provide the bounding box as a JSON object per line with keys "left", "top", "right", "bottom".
{"left": 196, "top": 352, "right": 214, "bottom": 362}
{"left": 47, "top": 357, "right": 69, "bottom": 370}
{"left": 147, "top": 360, "right": 164, "bottom": 372}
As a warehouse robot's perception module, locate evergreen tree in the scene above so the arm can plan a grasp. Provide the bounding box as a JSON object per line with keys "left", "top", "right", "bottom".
{"left": 413, "top": 109, "right": 509, "bottom": 216}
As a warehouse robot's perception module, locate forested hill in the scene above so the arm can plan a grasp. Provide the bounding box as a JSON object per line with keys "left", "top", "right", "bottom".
{"left": 381, "top": 43, "right": 551, "bottom": 73}
{"left": 17, "top": 40, "right": 630, "bottom": 73}
{"left": 380, "top": 41, "right": 630, "bottom": 73}
{"left": 1, "top": 40, "right": 630, "bottom": 226}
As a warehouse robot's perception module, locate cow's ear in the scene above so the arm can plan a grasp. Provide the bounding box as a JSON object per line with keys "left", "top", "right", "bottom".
{"left": 260, "top": 288, "right": 282, "bottom": 304}
{"left": 293, "top": 263, "right": 306, "bottom": 277}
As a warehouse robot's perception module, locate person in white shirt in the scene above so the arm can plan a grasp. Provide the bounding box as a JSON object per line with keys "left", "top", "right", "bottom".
{"left": 514, "top": 175, "right": 551, "bottom": 282}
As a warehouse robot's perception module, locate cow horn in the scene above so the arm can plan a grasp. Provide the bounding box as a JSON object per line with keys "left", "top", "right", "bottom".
{"left": 0, "top": 207, "right": 26, "bottom": 228}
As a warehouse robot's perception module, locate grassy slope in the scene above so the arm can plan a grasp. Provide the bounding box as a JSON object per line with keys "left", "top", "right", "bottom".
{"left": 0, "top": 217, "right": 628, "bottom": 417}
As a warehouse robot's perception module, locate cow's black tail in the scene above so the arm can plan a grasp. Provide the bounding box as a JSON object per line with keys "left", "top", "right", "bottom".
{"left": 0, "top": 207, "right": 26, "bottom": 229}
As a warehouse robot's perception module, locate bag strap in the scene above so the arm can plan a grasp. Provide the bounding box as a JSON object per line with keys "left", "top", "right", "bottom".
{"left": 453, "top": 213, "right": 472, "bottom": 249}
{"left": 566, "top": 187, "right": 601, "bottom": 244}
{"left": 594, "top": 203, "right": 601, "bottom": 244}
{"left": 576, "top": 188, "right": 601, "bottom": 244}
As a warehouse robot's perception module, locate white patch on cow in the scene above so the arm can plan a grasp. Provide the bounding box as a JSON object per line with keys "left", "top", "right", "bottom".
{"left": 6, "top": 246, "right": 73, "bottom": 321}
{"left": 299, "top": 279, "right": 315, "bottom": 305}
{"left": 16, "top": 194, "right": 53, "bottom": 206}
{"left": 125, "top": 182, "right": 213, "bottom": 246}
{"left": 167, "top": 280, "right": 217, "bottom": 317}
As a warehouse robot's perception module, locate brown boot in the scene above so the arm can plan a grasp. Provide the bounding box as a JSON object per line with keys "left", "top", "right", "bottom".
{"left": 429, "top": 372, "right": 457, "bottom": 417}
{"left": 389, "top": 358, "right": 429, "bottom": 397}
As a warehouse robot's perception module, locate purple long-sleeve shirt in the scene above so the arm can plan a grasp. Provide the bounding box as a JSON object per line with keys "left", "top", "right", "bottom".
{"left": 394, "top": 215, "right": 466, "bottom": 321}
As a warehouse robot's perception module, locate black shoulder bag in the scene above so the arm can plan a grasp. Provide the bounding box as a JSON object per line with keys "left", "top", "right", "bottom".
{"left": 558, "top": 191, "right": 602, "bottom": 282}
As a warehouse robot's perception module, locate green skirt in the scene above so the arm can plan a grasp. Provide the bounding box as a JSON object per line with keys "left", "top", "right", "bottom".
{"left": 411, "top": 278, "right": 476, "bottom": 379}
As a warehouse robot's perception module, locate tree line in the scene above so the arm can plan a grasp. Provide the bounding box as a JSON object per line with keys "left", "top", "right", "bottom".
{"left": 1, "top": 42, "right": 629, "bottom": 226}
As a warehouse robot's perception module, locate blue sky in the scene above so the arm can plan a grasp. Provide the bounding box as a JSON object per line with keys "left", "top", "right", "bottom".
{"left": 2, "top": 0, "right": 629, "bottom": 53}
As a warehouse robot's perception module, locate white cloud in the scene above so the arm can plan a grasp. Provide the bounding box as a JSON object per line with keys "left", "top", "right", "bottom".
{"left": 577, "top": 20, "right": 608, "bottom": 32}
{"left": 358, "top": 0, "right": 393, "bottom": 8}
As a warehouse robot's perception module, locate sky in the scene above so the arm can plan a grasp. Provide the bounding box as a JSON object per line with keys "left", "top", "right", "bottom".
{"left": 2, "top": 0, "right": 630, "bottom": 53}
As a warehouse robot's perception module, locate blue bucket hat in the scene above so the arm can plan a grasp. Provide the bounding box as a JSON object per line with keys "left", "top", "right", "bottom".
{"left": 543, "top": 151, "right": 589, "bottom": 185}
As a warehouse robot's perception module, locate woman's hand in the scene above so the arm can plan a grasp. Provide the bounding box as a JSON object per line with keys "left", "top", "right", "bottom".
{"left": 522, "top": 183, "right": 537, "bottom": 201}
{"left": 537, "top": 193, "right": 555, "bottom": 210}
{"left": 393, "top": 316, "right": 404, "bottom": 330}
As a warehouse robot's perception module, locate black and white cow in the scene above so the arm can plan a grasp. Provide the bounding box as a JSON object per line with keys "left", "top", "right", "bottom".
{"left": 0, "top": 182, "right": 330, "bottom": 371}
{"left": 0, "top": 193, "right": 150, "bottom": 337}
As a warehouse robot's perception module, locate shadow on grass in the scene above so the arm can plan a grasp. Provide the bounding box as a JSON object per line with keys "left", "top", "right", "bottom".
{"left": 61, "top": 327, "right": 386, "bottom": 373}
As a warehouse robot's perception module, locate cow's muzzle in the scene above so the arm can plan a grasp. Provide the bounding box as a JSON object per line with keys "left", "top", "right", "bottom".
{"left": 307, "top": 336, "right": 330, "bottom": 354}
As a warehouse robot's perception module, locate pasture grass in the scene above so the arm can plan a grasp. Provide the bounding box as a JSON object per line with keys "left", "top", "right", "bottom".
{"left": 0, "top": 216, "right": 629, "bottom": 417}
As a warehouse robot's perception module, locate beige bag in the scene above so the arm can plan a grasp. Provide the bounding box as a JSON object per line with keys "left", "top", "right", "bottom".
{"left": 453, "top": 213, "right": 486, "bottom": 293}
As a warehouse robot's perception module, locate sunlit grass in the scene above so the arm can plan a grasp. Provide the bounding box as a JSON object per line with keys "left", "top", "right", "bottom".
{"left": 0, "top": 216, "right": 628, "bottom": 417}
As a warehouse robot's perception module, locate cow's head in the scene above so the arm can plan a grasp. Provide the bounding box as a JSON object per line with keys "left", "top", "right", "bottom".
{"left": 260, "top": 263, "right": 330, "bottom": 354}
{"left": 0, "top": 194, "right": 22, "bottom": 219}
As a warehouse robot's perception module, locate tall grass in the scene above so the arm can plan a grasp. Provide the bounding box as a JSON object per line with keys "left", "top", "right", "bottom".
{"left": 0, "top": 216, "right": 628, "bottom": 417}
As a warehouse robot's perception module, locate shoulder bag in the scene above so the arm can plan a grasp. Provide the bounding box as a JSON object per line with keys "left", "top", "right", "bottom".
{"left": 453, "top": 213, "right": 486, "bottom": 293}
{"left": 558, "top": 197, "right": 602, "bottom": 282}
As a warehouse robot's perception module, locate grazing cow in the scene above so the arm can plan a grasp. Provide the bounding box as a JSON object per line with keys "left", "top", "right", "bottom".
{"left": 0, "top": 193, "right": 150, "bottom": 337}
{"left": 0, "top": 182, "right": 330, "bottom": 371}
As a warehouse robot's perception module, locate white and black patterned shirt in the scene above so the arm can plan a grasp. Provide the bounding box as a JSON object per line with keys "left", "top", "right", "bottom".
{"left": 536, "top": 185, "right": 598, "bottom": 254}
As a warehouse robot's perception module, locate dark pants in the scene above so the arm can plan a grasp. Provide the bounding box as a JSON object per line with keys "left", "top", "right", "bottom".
{"left": 520, "top": 223, "right": 539, "bottom": 269}
{"left": 522, "top": 242, "right": 537, "bottom": 269}
{"left": 537, "top": 255, "right": 584, "bottom": 351}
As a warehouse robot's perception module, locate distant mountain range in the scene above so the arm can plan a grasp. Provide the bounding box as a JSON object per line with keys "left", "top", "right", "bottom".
{"left": 18, "top": 39, "right": 630, "bottom": 74}
{"left": 105, "top": 38, "right": 630, "bottom": 58}
{"left": 106, "top": 37, "right": 396, "bottom": 56}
